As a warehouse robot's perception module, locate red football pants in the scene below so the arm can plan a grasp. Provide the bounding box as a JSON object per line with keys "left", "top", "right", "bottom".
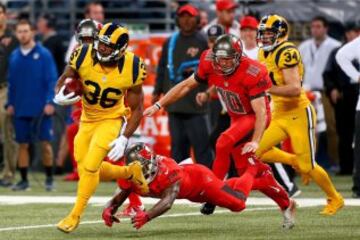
{"left": 181, "top": 163, "right": 287, "bottom": 213}
{"left": 181, "top": 164, "right": 247, "bottom": 212}
{"left": 226, "top": 160, "right": 290, "bottom": 211}
{"left": 212, "top": 114, "right": 257, "bottom": 180}
{"left": 252, "top": 165, "right": 290, "bottom": 210}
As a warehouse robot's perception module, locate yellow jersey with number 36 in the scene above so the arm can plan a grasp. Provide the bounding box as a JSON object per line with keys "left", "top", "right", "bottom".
{"left": 258, "top": 41, "right": 309, "bottom": 113}
{"left": 69, "top": 44, "right": 146, "bottom": 122}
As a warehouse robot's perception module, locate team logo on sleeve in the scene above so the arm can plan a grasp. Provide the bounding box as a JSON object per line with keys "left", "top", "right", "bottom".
{"left": 246, "top": 65, "right": 260, "bottom": 77}
{"left": 70, "top": 47, "right": 81, "bottom": 61}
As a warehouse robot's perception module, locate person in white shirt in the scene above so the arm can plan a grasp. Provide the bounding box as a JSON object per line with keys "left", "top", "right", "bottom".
{"left": 299, "top": 16, "right": 341, "bottom": 167}
{"left": 203, "top": 0, "right": 240, "bottom": 38}
{"left": 239, "top": 15, "right": 258, "bottom": 60}
{"left": 64, "top": 1, "right": 104, "bottom": 63}
{"left": 335, "top": 35, "right": 360, "bottom": 198}
{"left": 198, "top": 8, "right": 209, "bottom": 29}
{"left": 299, "top": 16, "right": 341, "bottom": 91}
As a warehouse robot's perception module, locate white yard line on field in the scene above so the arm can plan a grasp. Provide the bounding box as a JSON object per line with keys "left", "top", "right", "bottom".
{"left": 0, "top": 207, "right": 277, "bottom": 232}
{"left": 1, "top": 196, "right": 360, "bottom": 207}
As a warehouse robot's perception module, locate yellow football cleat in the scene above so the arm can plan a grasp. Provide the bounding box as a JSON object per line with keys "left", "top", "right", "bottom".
{"left": 128, "top": 161, "right": 149, "bottom": 194}
{"left": 320, "top": 195, "right": 344, "bottom": 216}
{"left": 57, "top": 214, "right": 80, "bottom": 233}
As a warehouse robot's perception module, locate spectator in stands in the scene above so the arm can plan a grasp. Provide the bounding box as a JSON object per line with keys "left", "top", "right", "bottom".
{"left": 198, "top": 8, "right": 209, "bottom": 29}
{"left": 7, "top": 19, "right": 57, "bottom": 191}
{"left": 240, "top": 15, "right": 259, "bottom": 59}
{"left": 206, "top": 24, "right": 224, "bottom": 49}
{"left": 37, "top": 13, "right": 65, "bottom": 74}
{"left": 152, "top": 4, "right": 212, "bottom": 167}
{"left": 37, "top": 13, "right": 68, "bottom": 175}
{"left": 203, "top": 0, "right": 240, "bottom": 38}
{"left": 299, "top": 16, "right": 341, "bottom": 168}
{"left": 0, "top": 2, "right": 19, "bottom": 188}
{"left": 335, "top": 32, "right": 360, "bottom": 198}
{"left": 324, "top": 22, "right": 360, "bottom": 175}
{"left": 64, "top": 1, "right": 104, "bottom": 63}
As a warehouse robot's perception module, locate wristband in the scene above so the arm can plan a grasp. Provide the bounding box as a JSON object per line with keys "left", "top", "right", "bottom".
{"left": 154, "top": 102, "right": 162, "bottom": 110}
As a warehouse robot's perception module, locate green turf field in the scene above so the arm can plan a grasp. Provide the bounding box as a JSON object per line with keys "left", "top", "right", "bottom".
{"left": 0, "top": 174, "right": 359, "bottom": 240}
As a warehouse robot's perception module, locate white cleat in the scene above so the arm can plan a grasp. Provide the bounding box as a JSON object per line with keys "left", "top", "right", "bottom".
{"left": 282, "top": 199, "right": 296, "bottom": 230}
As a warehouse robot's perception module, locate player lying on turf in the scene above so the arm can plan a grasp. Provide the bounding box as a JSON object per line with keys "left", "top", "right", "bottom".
{"left": 102, "top": 143, "right": 296, "bottom": 230}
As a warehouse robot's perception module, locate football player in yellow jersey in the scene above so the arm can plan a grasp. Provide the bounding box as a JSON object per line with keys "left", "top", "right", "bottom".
{"left": 53, "top": 23, "right": 149, "bottom": 233}
{"left": 256, "top": 15, "right": 344, "bottom": 215}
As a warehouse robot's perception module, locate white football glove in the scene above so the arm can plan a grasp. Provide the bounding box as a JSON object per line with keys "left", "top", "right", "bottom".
{"left": 107, "top": 135, "right": 128, "bottom": 161}
{"left": 53, "top": 85, "right": 81, "bottom": 106}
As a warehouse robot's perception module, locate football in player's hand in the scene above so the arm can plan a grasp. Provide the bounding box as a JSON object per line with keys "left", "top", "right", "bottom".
{"left": 64, "top": 77, "right": 83, "bottom": 96}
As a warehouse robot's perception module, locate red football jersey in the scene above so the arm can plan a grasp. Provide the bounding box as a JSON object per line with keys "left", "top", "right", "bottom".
{"left": 121, "top": 156, "right": 217, "bottom": 201}
{"left": 195, "top": 50, "right": 272, "bottom": 119}
{"left": 147, "top": 156, "right": 183, "bottom": 196}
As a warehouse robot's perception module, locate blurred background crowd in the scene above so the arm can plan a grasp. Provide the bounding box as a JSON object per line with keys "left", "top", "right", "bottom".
{"left": 0, "top": 0, "right": 360, "bottom": 197}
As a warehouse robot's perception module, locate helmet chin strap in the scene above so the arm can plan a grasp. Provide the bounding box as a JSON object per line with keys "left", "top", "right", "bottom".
{"left": 93, "top": 39, "right": 122, "bottom": 63}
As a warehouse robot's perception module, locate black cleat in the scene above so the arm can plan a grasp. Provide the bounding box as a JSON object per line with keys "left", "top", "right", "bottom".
{"left": 200, "top": 203, "right": 216, "bottom": 215}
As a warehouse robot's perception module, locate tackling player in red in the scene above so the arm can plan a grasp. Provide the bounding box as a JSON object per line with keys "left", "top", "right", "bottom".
{"left": 144, "top": 34, "right": 274, "bottom": 213}
{"left": 102, "top": 143, "right": 296, "bottom": 230}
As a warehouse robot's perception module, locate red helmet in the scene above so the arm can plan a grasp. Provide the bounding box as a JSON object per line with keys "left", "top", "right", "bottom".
{"left": 212, "top": 34, "right": 243, "bottom": 75}
{"left": 125, "top": 143, "right": 158, "bottom": 183}
{"left": 75, "top": 19, "right": 102, "bottom": 44}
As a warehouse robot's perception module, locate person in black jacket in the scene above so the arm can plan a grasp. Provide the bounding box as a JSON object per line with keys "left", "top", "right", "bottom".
{"left": 152, "top": 4, "right": 213, "bottom": 168}
{"left": 0, "top": 2, "right": 19, "bottom": 188}
{"left": 37, "top": 13, "right": 65, "bottom": 74}
{"left": 37, "top": 13, "right": 68, "bottom": 176}
{"left": 323, "top": 22, "right": 360, "bottom": 175}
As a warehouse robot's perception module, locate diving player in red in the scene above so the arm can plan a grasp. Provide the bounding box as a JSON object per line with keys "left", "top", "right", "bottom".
{"left": 144, "top": 34, "right": 272, "bottom": 213}
{"left": 102, "top": 143, "right": 296, "bottom": 230}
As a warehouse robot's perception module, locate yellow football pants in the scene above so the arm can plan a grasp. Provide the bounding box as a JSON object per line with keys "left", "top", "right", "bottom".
{"left": 69, "top": 118, "right": 130, "bottom": 218}
{"left": 256, "top": 105, "right": 339, "bottom": 199}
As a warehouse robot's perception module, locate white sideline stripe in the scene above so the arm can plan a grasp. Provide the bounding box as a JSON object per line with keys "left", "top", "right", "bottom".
{"left": 1, "top": 196, "right": 360, "bottom": 207}
{"left": 0, "top": 207, "right": 276, "bottom": 232}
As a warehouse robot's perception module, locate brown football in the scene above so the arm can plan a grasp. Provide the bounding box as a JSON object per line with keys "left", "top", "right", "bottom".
{"left": 63, "top": 77, "right": 83, "bottom": 96}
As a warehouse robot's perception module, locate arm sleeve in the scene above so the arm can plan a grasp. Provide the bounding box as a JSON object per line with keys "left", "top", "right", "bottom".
{"left": 44, "top": 51, "right": 58, "bottom": 104}
{"left": 153, "top": 40, "right": 168, "bottom": 95}
{"left": 68, "top": 45, "right": 83, "bottom": 70}
{"left": 336, "top": 38, "right": 360, "bottom": 83}
{"left": 194, "top": 50, "right": 210, "bottom": 83}
{"left": 133, "top": 56, "right": 147, "bottom": 87}
{"left": 276, "top": 47, "right": 301, "bottom": 69}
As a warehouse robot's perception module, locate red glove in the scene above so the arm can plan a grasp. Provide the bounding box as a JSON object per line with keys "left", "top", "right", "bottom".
{"left": 102, "top": 206, "right": 120, "bottom": 227}
{"left": 131, "top": 210, "right": 150, "bottom": 230}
